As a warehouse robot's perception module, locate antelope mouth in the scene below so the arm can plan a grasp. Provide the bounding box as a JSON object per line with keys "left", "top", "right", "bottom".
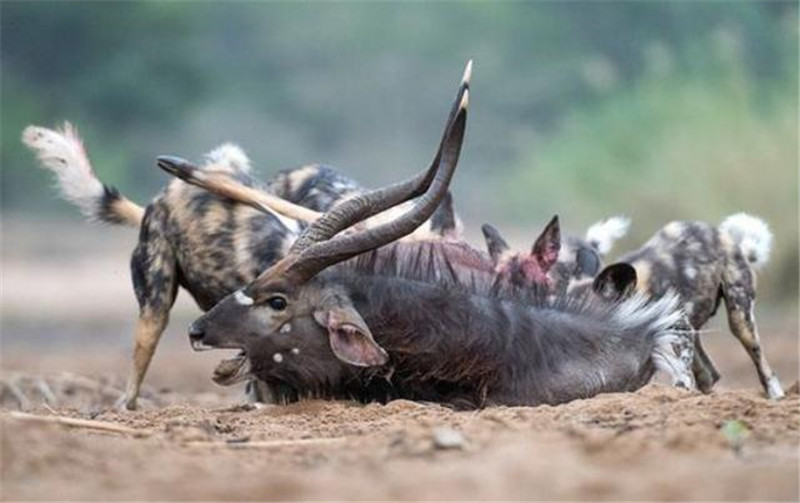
{"left": 212, "top": 351, "right": 252, "bottom": 386}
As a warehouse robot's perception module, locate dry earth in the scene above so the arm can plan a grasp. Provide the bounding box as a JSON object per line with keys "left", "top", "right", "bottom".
{"left": 2, "top": 221, "right": 799, "bottom": 500}
{"left": 2, "top": 341, "right": 798, "bottom": 501}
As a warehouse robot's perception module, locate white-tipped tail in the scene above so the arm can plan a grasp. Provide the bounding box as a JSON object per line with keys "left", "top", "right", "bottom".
{"left": 203, "top": 143, "right": 251, "bottom": 174}
{"left": 585, "top": 215, "right": 631, "bottom": 255}
{"left": 719, "top": 213, "right": 773, "bottom": 269}
{"left": 22, "top": 123, "right": 143, "bottom": 227}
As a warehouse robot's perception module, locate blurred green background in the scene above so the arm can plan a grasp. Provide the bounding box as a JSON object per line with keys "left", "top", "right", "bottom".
{"left": 1, "top": 1, "right": 797, "bottom": 304}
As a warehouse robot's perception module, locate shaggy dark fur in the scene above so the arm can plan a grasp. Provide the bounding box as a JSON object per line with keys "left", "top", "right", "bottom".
{"left": 191, "top": 239, "right": 691, "bottom": 409}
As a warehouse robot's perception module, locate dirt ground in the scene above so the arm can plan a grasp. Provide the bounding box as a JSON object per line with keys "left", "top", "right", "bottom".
{"left": 2, "top": 221, "right": 799, "bottom": 501}
{"left": 3, "top": 330, "right": 799, "bottom": 501}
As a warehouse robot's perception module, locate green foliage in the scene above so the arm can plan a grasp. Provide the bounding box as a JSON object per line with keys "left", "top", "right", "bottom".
{"left": 502, "top": 27, "right": 797, "bottom": 301}
{"left": 721, "top": 419, "right": 750, "bottom": 453}
{"left": 0, "top": 2, "right": 796, "bottom": 301}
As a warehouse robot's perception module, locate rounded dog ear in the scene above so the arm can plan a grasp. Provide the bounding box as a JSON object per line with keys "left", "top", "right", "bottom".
{"left": 593, "top": 263, "right": 638, "bottom": 301}
{"left": 313, "top": 307, "right": 388, "bottom": 367}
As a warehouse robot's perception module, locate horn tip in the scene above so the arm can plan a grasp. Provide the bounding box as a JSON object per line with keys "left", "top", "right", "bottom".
{"left": 462, "top": 59, "right": 473, "bottom": 85}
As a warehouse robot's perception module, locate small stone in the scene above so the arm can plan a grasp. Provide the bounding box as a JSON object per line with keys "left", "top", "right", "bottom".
{"left": 432, "top": 427, "right": 465, "bottom": 450}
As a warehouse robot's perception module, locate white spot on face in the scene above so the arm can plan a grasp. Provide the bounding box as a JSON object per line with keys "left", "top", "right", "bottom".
{"left": 684, "top": 266, "right": 697, "bottom": 280}
{"left": 279, "top": 323, "right": 292, "bottom": 334}
{"left": 234, "top": 290, "right": 254, "bottom": 306}
{"left": 272, "top": 353, "right": 283, "bottom": 363}
{"left": 291, "top": 348, "right": 300, "bottom": 355}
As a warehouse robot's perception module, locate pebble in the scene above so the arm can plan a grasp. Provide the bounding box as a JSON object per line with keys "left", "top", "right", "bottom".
{"left": 432, "top": 426, "right": 465, "bottom": 450}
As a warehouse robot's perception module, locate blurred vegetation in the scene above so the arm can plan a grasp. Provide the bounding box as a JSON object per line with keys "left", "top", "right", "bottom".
{"left": 1, "top": 2, "right": 797, "bottom": 301}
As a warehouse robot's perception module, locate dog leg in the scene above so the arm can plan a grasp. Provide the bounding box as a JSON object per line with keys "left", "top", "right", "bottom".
{"left": 117, "top": 209, "right": 178, "bottom": 410}
{"left": 692, "top": 337, "right": 721, "bottom": 393}
{"left": 118, "top": 314, "right": 170, "bottom": 410}
{"left": 723, "top": 263, "right": 784, "bottom": 399}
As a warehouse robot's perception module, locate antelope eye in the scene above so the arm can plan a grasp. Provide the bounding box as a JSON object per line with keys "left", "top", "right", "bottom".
{"left": 266, "top": 296, "right": 287, "bottom": 311}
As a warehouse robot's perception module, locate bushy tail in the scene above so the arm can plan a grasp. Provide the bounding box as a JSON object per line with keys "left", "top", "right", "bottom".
{"left": 719, "top": 213, "right": 773, "bottom": 269}
{"left": 22, "top": 123, "right": 144, "bottom": 227}
{"left": 584, "top": 215, "right": 630, "bottom": 255}
{"left": 202, "top": 143, "right": 252, "bottom": 175}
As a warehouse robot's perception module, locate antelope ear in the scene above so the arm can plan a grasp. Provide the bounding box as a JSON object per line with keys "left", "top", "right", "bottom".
{"left": 314, "top": 307, "right": 388, "bottom": 367}
{"left": 531, "top": 215, "right": 561, "bottom": 273}
{"left": 482, "top": 223, "right": 510, "bottom": 264}
{"left": 593, "top": 263, "right": 638, "bottom": 301}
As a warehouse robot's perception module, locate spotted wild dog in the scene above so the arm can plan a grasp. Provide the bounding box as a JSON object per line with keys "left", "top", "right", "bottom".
{"left": 22, "top": 62, "right": 472, "bottom": 410}
{"left": 601, "top": 215, "right": 783, "bottom": 399}
{"left": 483, "top": 214, "right": 783, "bottom": 399}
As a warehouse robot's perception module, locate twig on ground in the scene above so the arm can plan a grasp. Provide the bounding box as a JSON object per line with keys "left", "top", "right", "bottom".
{"left": 183, "top": 437, "right": 348, "bottom": 449}
{"left": 3, "top": 411, "right": 152, "bottom": 438}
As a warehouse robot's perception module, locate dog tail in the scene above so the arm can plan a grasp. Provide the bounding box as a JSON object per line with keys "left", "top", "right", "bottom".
{"left": 719, "top": 213, "right": 773, "bottom": 269}
{"left": 201, "top": 143, "right": 252, "bottom": 175}
{"left": 585, "top": 215, "right": 631, "bottom": 255}
{"left": 22, "top": 123, "right": 144, "bottom": 228}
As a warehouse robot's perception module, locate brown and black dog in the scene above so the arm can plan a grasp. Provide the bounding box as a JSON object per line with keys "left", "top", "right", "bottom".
{"left": 481, "top": 214, "right": 783, "bottom": 399}
{"left": 22, "top": 64, "right": 469, "bottom": 410}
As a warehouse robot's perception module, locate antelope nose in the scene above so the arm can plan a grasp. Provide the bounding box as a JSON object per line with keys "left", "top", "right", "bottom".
{"left": 188, "top": 323, "right": 205, "bottom": 343}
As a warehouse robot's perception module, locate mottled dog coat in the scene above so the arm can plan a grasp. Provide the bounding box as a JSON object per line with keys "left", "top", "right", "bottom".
{"left": 266, "top": 163, "right": 462, "bottom": 240}
{"left": 609, "top": 216, "right": 783, "bottom": 398}
{"left": 497, "top": 214, "right": 782, "bottom": 399}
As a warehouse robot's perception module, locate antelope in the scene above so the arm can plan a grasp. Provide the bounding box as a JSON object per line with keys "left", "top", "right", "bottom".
{"left": 175, "top": 81, "right": 696, "bottom": 409}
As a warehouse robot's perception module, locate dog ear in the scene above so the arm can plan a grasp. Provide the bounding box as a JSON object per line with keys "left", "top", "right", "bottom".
{"left": 575, "top": 247, "right": 601, "bottom": 277}
{"left": 482, "top": 223, "right": 510, "bottom": 265}
{"left": 531, "top": 215, "right": 561, "bottom": 274}
{"left": 593, "top": 263, "right": 638, "bottom": 301}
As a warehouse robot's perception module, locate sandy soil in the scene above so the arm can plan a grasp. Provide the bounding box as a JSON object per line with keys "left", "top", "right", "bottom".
{"left": 1, "top": 344, "right": 798, "bottom": 501}
{"left": 2, "top": 223, "right": 798, "bottom": 500}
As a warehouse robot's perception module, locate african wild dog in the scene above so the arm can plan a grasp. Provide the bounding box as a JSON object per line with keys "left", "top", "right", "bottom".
{"left": 481, "top": 215, "right": 630, "bottom": 296}
{"left": 178, "top": 81, "right": 695, "bottom": 409}
{"left": 600, "top": 215, "right": 784, "bottom": 399}
{"left": 485, "top": 214, "right": 783, "bottom": 399}
{"left": 22, "top": 63, "right": 470, "bottom": 410}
